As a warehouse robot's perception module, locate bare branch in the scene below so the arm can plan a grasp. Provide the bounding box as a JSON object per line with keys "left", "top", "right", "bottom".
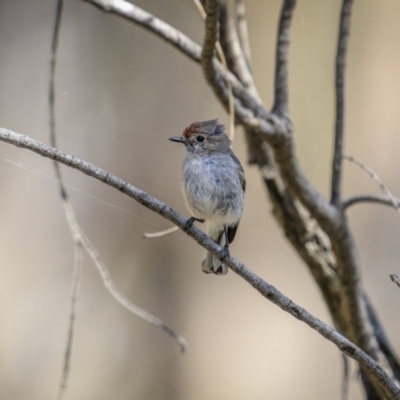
{"left": 331, "top": 0, "right": 354, "bottom": 207}
{"left": 1, "top": 128, "right": 400, "bottom": 399}
{"left": 343, "top": 195, "right": 400, "bottom": 211}
{"left": 49, "top": 1, "right": 85, "bottom": 394}
{"left": 235, "top": 0, "right": 252, "bottom": 71}
{"left": 201, "top": 0, "right": 229, "bottom": 108}
{"left": 272, "top": 0, "right": 296, "bottom": 115}
{"left": 143, "top": 226, "right": 179, "bottom": 239}
{"left": 84, "top": 0, "right": 201, "bottom": 62}
{"left": 390, "top": 275, "right": 400, "bottom": 289}
{"left": 343, "top": 155, "right": 400, "bottom": 211}
{"left": 194, "top": 0, "right": 235, "bottom": 140}
{"left": 82, "top": 0, "right": 276, "bottom": 138}
{"left": 341, "top": 354, "right": 350, "bottom": 400}
{"left": 219, "top": 2, "right": 260, "bottom": 102}
{"left": 49, "top": 0, "right": 64, "bottom": 153}
{"left": 57, "top": 242, "right": 83, "bottom": 400}
{"left": 50, "top": 0, "right": 185, "bottom": 364}
{"left": 76, "top": 227, "right": 187, "bottom": 351}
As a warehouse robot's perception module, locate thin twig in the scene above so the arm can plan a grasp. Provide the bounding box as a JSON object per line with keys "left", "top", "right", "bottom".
{"left": 48, "top": 0, "right": 186, "bottom": 359}
{"left": 143, "top": 226, "right": 179, "bottom": 239}
{"left": 77, "top": 228, "right": 187, "bottom": 351}
{"left": 341, "top": 354, "right": 350, "bottom": 400}
{"left": 331, "top": 0, "right": 354, "bottom": 207}
{"left": 343, "top": 155, "right": 400, "bottom": 211}
{"left": 343, "top": 195, "right": 400, "bottom": 211}
{"left": 57, "top": 242, "right": 83, "bottom": 400}
{"left": 390, "top": 275, "right": 400, "bottom": 289}
{"left": 194, "top": 0, "right": 234, "bottom": 140}
{"left": 235, "top": 0, "right": 252, "bottom": 71}
{"left": 49, "top": 2, "right": 84, "bottom": 396}
{"left": 1, "top": 128, "right": 400, "bottom": 400}
{"left": 272, "top": 0, "right": 296, "bottom": 115}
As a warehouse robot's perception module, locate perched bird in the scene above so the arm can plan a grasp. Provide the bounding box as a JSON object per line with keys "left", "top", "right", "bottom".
{"left": 169, "top": 119, "right": 245, "bottom": 275}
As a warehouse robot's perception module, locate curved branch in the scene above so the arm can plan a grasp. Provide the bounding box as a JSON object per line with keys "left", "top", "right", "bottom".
{"left": 331, "top": 0, "right": 354, "bottom": 206}
{"left": 272, "top": 0, "right": 296, "bottom": 115}
{"left": 344, "top": 155, "right": 400, "bottom": 212}
{"left": 343, "top": 195, "right": 400, "bottom": 211}
{"left": 0, "top": 127, "right": 400, "bottom": 399}
{"left": 82, "top": 0, "right": 278, "bottom": 139}
{"left": 84, "top": 0, "right": 202, "bottom": 62}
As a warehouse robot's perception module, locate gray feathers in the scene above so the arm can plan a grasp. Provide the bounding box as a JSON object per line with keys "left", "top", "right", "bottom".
{"left": 175, "top": 120, "right": 245, "bottom": 275}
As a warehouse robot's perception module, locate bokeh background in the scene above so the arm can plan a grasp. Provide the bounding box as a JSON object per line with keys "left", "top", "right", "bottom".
{"left": 0, "top": 0, "right": 400, "bottom": 399}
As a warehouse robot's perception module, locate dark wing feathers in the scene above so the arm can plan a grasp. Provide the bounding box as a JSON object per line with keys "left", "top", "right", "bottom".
{"left": 226, "top": 151, "right": 245, "bottom": 244}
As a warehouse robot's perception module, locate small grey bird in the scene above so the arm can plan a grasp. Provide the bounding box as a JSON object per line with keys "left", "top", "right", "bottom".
{"left": 169, "top": 119, "right": 245, "bottom": 275}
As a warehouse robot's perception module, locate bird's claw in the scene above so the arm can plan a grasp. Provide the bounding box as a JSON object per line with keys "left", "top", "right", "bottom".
{"left": 184, "top": 217, "right": 205, "bottom": 231}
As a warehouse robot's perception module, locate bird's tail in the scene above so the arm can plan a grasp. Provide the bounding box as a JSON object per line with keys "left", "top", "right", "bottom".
{"left": 202, "top": 228, "right": 228, "bottom": 275}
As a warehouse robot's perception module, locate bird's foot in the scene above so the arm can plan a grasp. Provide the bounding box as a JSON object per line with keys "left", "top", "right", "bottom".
{"left": 184, "top": 217, "right": 205, "bottom": 231}
{"left": 220, "top": 243, "right": 230, "bottom": 262}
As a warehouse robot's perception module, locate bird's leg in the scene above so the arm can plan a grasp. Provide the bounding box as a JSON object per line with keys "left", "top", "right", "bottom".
{"left": 221, "top": 226, "right": 230, "bottom": 259}
{"left": 184, "top": 216, "right": 205, "bottom": 231}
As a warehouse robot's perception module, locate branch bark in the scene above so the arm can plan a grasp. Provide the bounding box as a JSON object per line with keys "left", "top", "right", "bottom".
{"left": 0, "top": 126, "right": 399, "bottom": 399}
{"left": 331, "top": 0, "right": 354, "bottom": 207}
{"left": 343, "top": 195, "right": 400, "bottom": 210}
{"left": 272, "top": 0, "right": 296, "bottom": 115}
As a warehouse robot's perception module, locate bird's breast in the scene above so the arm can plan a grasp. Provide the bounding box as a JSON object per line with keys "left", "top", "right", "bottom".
{"left": 181, "top": 156, "right": 244, "bottom": 225}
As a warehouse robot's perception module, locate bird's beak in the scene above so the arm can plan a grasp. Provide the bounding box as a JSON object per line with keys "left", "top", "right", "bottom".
{"left": 168, "top": 136, "right": 187, "bottom": 144}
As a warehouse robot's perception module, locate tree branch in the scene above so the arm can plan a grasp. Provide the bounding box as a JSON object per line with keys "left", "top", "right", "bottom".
{"left": 80, "top": 1, "right": 400, "bottom": 395}
{"left": 82, "top": 0, "right": 277, "bottom": 138}
{"left": 0, "top": 127, "right": 400, "bottom": 399}
{"left": 331, "top": 0, "right": 354, "bottom": 207}
{"left": 344, "top": 155, "right": 400, "bottom": 212}
{"left": 84, "top": 0, "right": 201, "bottom": 62}
{"left": 57, "top": 241, "right": 83, "bottom": 400}
{"left": 272, "top": 0, "right": 296, "bottom": 115}
{"left": 219, "top": 2, "right": 260, "bottom": 101}
{"left": 234, "top": 0, "right": 253, "bottom": 71}
{"left": 343, "top": 195, "right": 400, "bottom": 211}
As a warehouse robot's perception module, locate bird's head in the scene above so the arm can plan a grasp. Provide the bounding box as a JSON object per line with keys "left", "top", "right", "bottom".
{"left": 169, "top": 119, "right": 231, "bottom": 155}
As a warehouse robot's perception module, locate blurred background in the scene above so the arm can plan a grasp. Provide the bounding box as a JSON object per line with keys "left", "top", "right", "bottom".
{"left": 0, "top": 0, "right": 400, "bottom": 399}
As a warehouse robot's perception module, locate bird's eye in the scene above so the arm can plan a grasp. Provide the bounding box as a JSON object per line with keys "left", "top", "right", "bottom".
{"left": 196, "top": 136, "right": 205, "bottom": 143}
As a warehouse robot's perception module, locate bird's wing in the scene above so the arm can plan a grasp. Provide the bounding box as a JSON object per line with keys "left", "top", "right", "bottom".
{"left": 226, "top": 152, "right": 246, "bottom": 244}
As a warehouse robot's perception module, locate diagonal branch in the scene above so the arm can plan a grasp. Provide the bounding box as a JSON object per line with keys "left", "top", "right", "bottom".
{"left": 0, "top": 127, "right": 400, "bottom": 399}
{"left": 82, "top": 0, "right": 276, "bottom": 138}
{"left": 330, "top": 0, "right": 354, "bottom": 207}
{"left": 85, "top": 0, "right": 201, "bottom": 62}
{"left": 272, "top": 0, "right": 296, "bottom": 115}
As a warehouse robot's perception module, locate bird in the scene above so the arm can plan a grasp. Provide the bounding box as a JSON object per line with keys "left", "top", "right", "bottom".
{"left": 169, "top": 119, "right": 245, "bottom": 275}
